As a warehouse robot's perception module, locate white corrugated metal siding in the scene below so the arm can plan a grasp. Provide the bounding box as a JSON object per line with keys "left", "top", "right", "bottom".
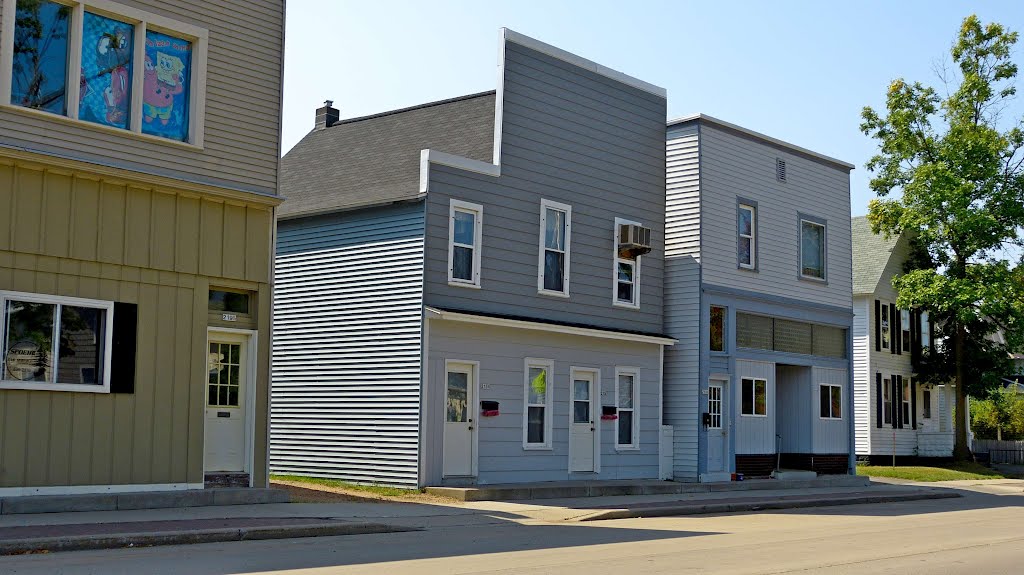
{"left": 271, "top": 203, "right": 425, "bottom": 487}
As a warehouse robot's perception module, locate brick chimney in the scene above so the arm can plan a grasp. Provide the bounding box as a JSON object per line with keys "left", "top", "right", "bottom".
{"left": 314, "top": 100, "right": 340, "bottom": 130}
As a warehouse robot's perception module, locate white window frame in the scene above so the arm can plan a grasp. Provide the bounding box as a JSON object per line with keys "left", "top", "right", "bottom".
{"left": 900, "top": 308, "right": 911, "bottom": 351}
{"left": 922, "top": 388, "right": 932, "bottom": 419}
{"left": 612, "top": 217, "right": 641, "bottom": 309}
{"left": 740, "top": 377, "right": 767, "bottom": 417}
{"left": 523, "top": 358, "right": 554, "bottom": 450}
{"left": 738, "top": 203, "right": 756, "bottom": 269}
{"left": 798, "top": 216, "right": 827, "bottom": 281}
{"left": 819, "top": 383, "right": 842, "bottom": 420}
{"left": 0, "top": 0, "right": 209, "bottom": 148}
{"left": 0, "top": 290, "right": 114, "bottom": 393}
{"left": 902, "top": 378, "right": 912, "bottom": 426}
{"left": 615, "top": 366, "right": 639, "bottom": 450}
{"left": 447, "top": 199, "right": 483, "bottom": 288}
{"left": 537, "top": 199, "right": 571, "bottom": 298}
{"left": 709, "top": 305, "right": 727, "bottom": 353}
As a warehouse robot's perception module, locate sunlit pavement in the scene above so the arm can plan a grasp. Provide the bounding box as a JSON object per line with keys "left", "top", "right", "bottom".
{"left": 1, "top": 483, "right": 1022, "bottom": 574}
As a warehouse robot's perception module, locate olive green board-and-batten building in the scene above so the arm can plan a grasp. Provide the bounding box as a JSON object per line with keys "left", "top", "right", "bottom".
{"left": 0, "top": 0, "right": 284, "bottom": 495}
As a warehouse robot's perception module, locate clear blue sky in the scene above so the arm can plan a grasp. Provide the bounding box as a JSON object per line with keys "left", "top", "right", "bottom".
{"left": 282, "top": 1, "right": 1024, "bottom": 215}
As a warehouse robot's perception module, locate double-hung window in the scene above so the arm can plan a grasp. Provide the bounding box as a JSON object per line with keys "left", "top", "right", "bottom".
{"left": 922, "top": 389, "right": 932, "bottom": 419}
{"left": 882, "top": 377, "right": 892, "bottom": 424}
{"left": 819, "top": 384, "right": 842, "bottom": 419}
{"left": 880, "top": 304, "right": 890, "bottom": 350}
{"left": 901, "top": 378, "right": 912, "bottom": 426}
{"left": 538, "top": 199, "right": 571, "bottom": 296}
{"left": 616, "top": 368, "right": 638, "bottom": 448}
{"left": 1, "top": 0, "right": 208, "bottom": 145}
{"left": 799, "top": 215, "right": 827, "bottom": 280}
{"left": 613, "top": 218, "right": 641, "bottom": 308}
{"left": 523, "top": 358, "right": 553, "bottom": 449}
{"left": 1, "top": 291, "right": 114, "bottom": 392}
{"left": 741, "top": 377, "right": 767, "bottom": 416}
{"left": 738, "top": 202, "right": 756, "bottom": 269}
{"left": 448, "top": 199, "right": 483, "bottom": 288}
{"left": 901, "top": 309, "right": 911, "bottom": 352}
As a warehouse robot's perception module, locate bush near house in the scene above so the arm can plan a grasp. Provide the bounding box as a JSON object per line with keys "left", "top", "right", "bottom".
{"left": 971, "top": 388, "right": 1024, "bottom": 440}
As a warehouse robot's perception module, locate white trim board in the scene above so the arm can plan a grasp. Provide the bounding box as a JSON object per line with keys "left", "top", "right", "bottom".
{"left": 419, "top": 149, "right": 501, "bottom": 194}
{"left": 503, "top": 28, "right": 667, "bottom": 99}
{"left": 0, "top": 483, "right": 204, "bottom": 497}
{"left": 425, "top": 307, "right": 676, "bottom": 346}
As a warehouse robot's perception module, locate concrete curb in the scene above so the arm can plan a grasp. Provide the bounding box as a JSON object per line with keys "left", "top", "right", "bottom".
{"left": 569, "top": 490, "right": 961, "bottom": 521}
{"left": 0, "top": 522, "right": 417, "bottom": 555}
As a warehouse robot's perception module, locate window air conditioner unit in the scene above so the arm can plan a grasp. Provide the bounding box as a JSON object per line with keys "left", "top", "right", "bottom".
{"left": 618, "top": 224, "right": 652, "bottom": 258}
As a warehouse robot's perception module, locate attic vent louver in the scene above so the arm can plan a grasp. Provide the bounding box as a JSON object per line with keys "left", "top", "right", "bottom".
{"left": 776, "top": 158, "right": 787, "bottom": 182}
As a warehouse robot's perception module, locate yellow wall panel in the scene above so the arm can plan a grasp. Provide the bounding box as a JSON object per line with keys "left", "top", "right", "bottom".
{"left": 124, "top": 187, "right": 152, "bottom": 269}
{"left": 70, "top": 178, "right": 100, "bottom": 262}
{"left": 12, "top": 168, "right": 43, "bottom": 254}
{"left": 42, "top": 172, "right": 72, "bottom": 258}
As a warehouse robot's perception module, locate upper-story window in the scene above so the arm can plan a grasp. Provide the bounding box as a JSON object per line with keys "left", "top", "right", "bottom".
{"left": 738, "top": 202, "right": 756, "bottom": 269}
{"left": 2, "top": 0, "right": 208, "bottom": 145}
{"left": 613, "top": 218, "right": 642, "bottom": 308}
{"left": 920, "top": 311, "right": 931, "bottom": 350}
{"left": 901, "top": 309, "right": 911, "bottom": 351}
{"left": 538, "top": 199, "right": 571, "bottom": 297}
{"left": 799, "top": 215, "right": 827, "bottom": 280}
{"left": 448, "top": 199, "right": 483, "bottom": 288}
{"left": 880, "top": 304, "right": 890, "bottom": 350}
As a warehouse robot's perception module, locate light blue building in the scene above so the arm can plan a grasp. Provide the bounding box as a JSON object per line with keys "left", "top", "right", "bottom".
{"left": 663, "top": 117, "right": 855, "bottom": 481}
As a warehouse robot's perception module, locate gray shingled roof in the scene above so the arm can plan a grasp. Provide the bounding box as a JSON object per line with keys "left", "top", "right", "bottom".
{"left": 852, "top": 215, "right": 901, "bottom": 295}
{"left": 278, "top": 91, "right": 496, "bottom": 218}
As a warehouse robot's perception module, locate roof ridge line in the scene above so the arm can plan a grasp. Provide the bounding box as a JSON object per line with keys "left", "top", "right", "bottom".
{"left": 330, "top": 91, "right": 497, "bottom": 128}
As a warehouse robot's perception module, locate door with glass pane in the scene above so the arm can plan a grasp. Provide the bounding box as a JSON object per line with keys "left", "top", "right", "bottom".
{"left": 205, "top": 332, "right": 249, "bottom": 473}
{"left": 706, "top": 380, "right": 727, "bottom": 474}
{"left": 443, "top": 362, "right": 476, "bottom": 477}
{"left": 569, "top": 370, "right": 597, "bottom": 472}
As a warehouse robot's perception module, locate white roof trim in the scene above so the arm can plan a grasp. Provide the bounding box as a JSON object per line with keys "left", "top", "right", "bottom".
{"left": 426, "top": 307, "right": 676, "bottom": 346}
{"left": 503, "top": 28, "right": 667, "bottom": 99}
{"left": 667, "top": 113, "right": 856, "bottom": 170}
{"left": 419, "top": 149, "right": 501, "bottom": 194}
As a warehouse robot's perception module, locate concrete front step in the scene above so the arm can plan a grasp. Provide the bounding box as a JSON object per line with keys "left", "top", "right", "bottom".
{"left": 0, "top": 488, "right": 289, "bottom": 515}
{"left": 426, "top": 475, "right": 870, "bottom": 502}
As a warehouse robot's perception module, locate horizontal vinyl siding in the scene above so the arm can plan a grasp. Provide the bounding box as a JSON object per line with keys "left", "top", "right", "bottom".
{"left": 424, "top": 322, "right": 661, "bottom": 485}
{"left": 0, "top": 0, "right": 283, "bottom": 195}
{"left": 271, "top": 204, "right": 425, "bottom": 487}
{"left": 698, "top": 124, "right": 852, "bottom": 309}
{"left": 423, "top": 41, "right": 666, "bottom": 335}
{"left": 853, "top": 297, "right": 871, "bottom": 454}
{"left": 663, "top": 125, "right": 701, "bottom": 480}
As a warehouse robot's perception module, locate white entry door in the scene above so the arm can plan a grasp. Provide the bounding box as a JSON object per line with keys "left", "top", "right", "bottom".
{"left": 706, "top": 381, "right": 727, "bottom": 474}
{"left": 569, "top": 370, "right": 597, "bottom": 472}
{"left": 205, "top": 333, "right": 250, "bottom": 473}
{"left": 443, "top": 362, "right": 475, "bottom": 477}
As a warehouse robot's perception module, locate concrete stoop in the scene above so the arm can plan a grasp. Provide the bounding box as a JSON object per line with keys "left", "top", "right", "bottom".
{"left": 426, "top": 475, "right": 870, "bottom": 502}
{"left": 0, "top": 488, "right": 289, "bottom": 515}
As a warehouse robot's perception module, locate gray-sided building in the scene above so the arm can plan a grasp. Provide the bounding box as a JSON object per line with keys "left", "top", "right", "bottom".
{"left": 271, "top": 29, "right": 672, "bottom": 487}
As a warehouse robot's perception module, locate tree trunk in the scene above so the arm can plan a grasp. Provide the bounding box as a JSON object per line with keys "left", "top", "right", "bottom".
{"left": 953, "top": 323, "right": 972, "bottom": 460}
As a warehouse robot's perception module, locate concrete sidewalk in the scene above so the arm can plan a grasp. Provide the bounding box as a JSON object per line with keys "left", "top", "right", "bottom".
{"left": 0, "top": 481, "right": 961, "bottom": 555}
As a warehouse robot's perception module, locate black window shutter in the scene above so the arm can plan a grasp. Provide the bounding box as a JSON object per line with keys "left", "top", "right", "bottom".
{"left": 874, "top": 300, "right": 881, "bottom": 352}
{"left": 892, "top": 376, "right": 900, "bottom": 429}
{"left": 110, "top": 303, "right": 138, "bottom": 394}
{"left": 889, "top": 303, "right": 897, "bottom": 355}
{"left": 875, "top": 373, "right": 883, "bottom": 429}
{"left": 911, "top": 379, "right": 917, "bottom": 429}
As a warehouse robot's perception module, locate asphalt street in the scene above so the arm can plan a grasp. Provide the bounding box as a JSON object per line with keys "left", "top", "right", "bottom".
{"left": 1, "top": 482, "right": 1021, "bottom": 575}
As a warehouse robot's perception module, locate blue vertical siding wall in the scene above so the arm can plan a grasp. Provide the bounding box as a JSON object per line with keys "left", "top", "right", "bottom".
{"left": 271, "top": 203, "right": 425, "bottom": 486}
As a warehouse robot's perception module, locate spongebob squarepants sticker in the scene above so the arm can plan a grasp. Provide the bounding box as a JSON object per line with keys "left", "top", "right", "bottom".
{"left": 142, "top": 30, "right": 192, "bottom": 142}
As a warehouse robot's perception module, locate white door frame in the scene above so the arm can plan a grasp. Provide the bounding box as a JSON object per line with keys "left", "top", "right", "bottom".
{"left": 701, "top": 375, "right": 731, "bottom": 483}
{"left": 205, "top": 327, "right": 258, "bottom": 486}
{"left": 443, "top": 359, "right": 480, "bottom": 478}
{"left": 568, "top": 366, "right": 601, "bottom": 474}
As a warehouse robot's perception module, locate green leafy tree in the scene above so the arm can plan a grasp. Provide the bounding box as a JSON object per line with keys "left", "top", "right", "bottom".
{"left": 861, "top": 15, "right": 1024, "bottom": 459}
{"left": 971, "top": 387, "right": 1024, "bottom": 440}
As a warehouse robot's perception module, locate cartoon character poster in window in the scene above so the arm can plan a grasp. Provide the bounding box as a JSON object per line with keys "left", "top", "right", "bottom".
{"left": 78, "top": 12, "right": 133, "bottom": 130}
{"left": 142, "top": 30, "right": 192, "bottom": 142}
